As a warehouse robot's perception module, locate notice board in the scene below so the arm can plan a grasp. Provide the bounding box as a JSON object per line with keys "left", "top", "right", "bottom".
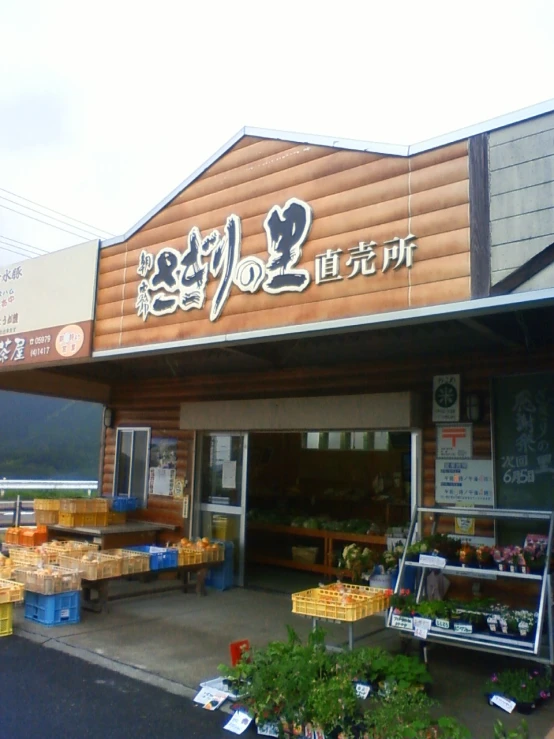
{"left": 492, "top": 372, "right": 554, "bottom": 511}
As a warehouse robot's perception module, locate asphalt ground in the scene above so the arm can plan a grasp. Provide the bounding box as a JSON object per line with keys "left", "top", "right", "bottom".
{"left": 0, "top": 636, "right": 238, "bottom": 739}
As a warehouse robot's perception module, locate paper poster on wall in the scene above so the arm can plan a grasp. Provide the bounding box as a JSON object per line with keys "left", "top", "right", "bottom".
{"left": 222, "top": 461, "right": 237, "bottom": 490}
{"left": 435, "top": 459, "right": 494, "bottom": 506}
{"left": 149, "top": 437, "right": 178, "bottom": 496}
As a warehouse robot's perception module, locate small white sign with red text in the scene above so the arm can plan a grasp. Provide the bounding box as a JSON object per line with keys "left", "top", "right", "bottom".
{"left": 436, "top": 424, "right": 473, "bottom": 459}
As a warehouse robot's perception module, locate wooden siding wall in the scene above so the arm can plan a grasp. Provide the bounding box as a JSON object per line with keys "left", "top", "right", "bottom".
{"left": 95, "top": 137, "right": 470, "bottom": 352}
{"left": 102, "top": 346, "right": 554, "bottom": 540}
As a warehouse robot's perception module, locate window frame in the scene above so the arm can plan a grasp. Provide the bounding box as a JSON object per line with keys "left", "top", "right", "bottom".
{"left": 112, "top": 426, "right": 151, "bottom": 506}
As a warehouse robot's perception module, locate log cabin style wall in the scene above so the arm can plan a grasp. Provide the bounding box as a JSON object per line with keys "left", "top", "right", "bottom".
{"left": 94, "top": 136, "right": 470, "bottom": 353}
{"left": 101, "top": 344, "right": 554, "bottom": 541}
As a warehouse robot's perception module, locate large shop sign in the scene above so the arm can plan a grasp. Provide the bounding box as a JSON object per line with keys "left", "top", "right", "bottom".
{"left": 135, "top": 198, "right": 418, "bottom": 322}
{"left": 0, "top": 241, "right": 97, "bottom": 369}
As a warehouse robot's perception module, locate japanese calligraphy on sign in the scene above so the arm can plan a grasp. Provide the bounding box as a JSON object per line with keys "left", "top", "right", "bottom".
{"left": 135, "top": 198, "right": 418, "bottom": 323}
{"left": 432, "top": 375, "right": 460, "bottom": 422}
{"left": 435, "top": 459, "right": 494, "bottom": 506}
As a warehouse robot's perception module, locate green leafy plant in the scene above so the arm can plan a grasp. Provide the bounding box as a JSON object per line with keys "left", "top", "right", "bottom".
{"left": 305, "top": 672, "right": 358, "bottom": 735}
{"left": 389, "top": 591, "right": 417, "bottom": 615}
{"left": 493, "top": 718, "right": 529, "bottom": 739}
{"left": 339, "top": 544, "right": 374, "bottom": 582}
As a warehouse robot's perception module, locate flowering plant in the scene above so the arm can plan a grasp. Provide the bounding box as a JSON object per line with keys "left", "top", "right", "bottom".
{"left": 486, "top": 667, "right": 551, "bottom": 704}
{"left": 389, "top": 589, "right": 416, "bottom": 616}
{"left": 458, "top": 544, "right": 476, "bottom": 566}
{"left": 475, "top": 545, "right": 492, "bottom": 566}
{"left": 379, "top": 549, "right": 400, "bottom": 572}
{"left": 338, "top": 544, "right": 373, "bottom": 582}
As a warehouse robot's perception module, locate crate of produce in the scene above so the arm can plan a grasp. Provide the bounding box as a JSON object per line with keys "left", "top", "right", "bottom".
{"left": 60, "top": 499, "right": 89, "bottom": 514}
{"left": 24, "top": 590, "right": 80, "bottom": 626}
{"left": 0, "top": 556, "right": 13, "bottom": 581}
{"left": 21, "top": 527, "right": 48, "bottom": 547}
{"left": 34, "top": 499, "right": 61, "bottom": 512}
{"left": 322, "top": 582, "right": 390, "bottom": 612}
{"left": 41, "top": 540, "right": 100, "bottom": 560}
{"left": 104, "top": 496, "right": 139, "bottom": 513}
{"left": 58, "top": 512, "right": 87, "bottom": 528}
{"left": 0, "top": 602, "right": 13, "bottom": 637}
{"left": 58, "top": 552, "right": 122, "bottom": 580}
{"left": 9, "top": 546, "right": 58, "bottom": 567}
{"left": 107, "top": 511, "right": 127, "bottom": 525}
{"left": 176, "top": 547, "right": 204, "bottom": 566}
{"left": 34, "top": 509, "right": 60, "bottom": 525}
{"left": 292, "top": 546, "right": 319, "bottom": 565}
{"left": 103, "top": 549, "right": 150, "bottom": 575}
{"left": 13, "top": 565, "right": 82, "bottom": 595}
{"left": 0, "top": 579, "right": 24, "bottom": 604}
{"left": 291, "top": 587, "right": 382, "bottom": 622}
{"left": 125, "top": 546, "right": 177, "bottom": 571}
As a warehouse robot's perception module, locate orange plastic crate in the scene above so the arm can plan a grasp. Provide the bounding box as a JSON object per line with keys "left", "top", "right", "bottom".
{"left": 4, "top": 528, "right": 23, "bottom": 546}
{"left": 21, "top": 528, "right": 48, "bottom": 547}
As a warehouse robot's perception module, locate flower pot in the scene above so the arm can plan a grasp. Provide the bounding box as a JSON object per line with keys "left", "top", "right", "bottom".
{"left": 497, "top": 563, "right": 505, "bottom": 571}
{"left": 515, "top": 701, "right": 536, "bottom": 714}
{"left": 509, "top": 564, "right": 517, "bottom": 573}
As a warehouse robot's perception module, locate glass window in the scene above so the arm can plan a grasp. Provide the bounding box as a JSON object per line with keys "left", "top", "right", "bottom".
{"left": 113, "top": 427, "right": 151, "bottom": 505}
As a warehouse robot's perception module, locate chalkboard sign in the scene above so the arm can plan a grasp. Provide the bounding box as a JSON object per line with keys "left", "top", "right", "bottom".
{"left": 492, "top": 372, "right": 554, "bottom": 512}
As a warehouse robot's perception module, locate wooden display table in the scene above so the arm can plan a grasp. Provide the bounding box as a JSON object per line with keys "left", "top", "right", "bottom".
{"left": 247, "top": 522, "right": 387, "bottom": 577}
{"left": 47, "top": 521, "right": 174, "bottom": 549}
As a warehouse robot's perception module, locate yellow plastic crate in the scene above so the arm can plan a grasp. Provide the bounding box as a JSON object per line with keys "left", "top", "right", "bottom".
{"left": 41, "top": 541, "right": 100, "bottom": 562}
{"left": 321, "top": 583, "right": 390, "bottom": 612}
{"left": 13, "top": 566, "right": 81, "bottom": 595}
{"left": 291, "top": 588, "right": 382, "bottom": 622}
{"left": 177, "top": 548, "right": 204, "bottom": 566}
{"left": 34, "top": 499, "right": 61, "bottom": 511}
{"left": 34, "top": 510, "right": 60, "bottom": 525}
{"left": 107, "top": 511, "right": 126, "bottom": 525}
{"left": 58, "top": 512, "right": 87, "bottom": 528}
{"left": 199, "top": 544, "right": 225, "bottom": 563}
{"left": 60, "top": 499, "right": 89, "bottom": 514}
{"left": 0, "top": 603, "right": 13, "bottom": 637}
{"left": 103, "top": 549, "right": 150, "bottom": 575}
{"left": 9, "top": 546, "right": 58, "bottom": 567}
{"left": 58, "top": 553, "right": 122, "bottom": 580}
{"left": 90, "top": 498, "right": 109, "bottom": 513}
{"left": 0, "top": 579, "right": 24, "bottom": 604}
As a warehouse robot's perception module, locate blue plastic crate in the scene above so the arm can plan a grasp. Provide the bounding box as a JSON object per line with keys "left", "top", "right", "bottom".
{"left": 24, "top": 590, "right": 80, "bottom": 626}
{"left": 125, "top": 546, "right": 178, "bottom": 570}
{"left": 206, "top": 541, "right": 234, "bottom": 591}
{"left": 104, "top": 496, "right": 139, "bottom": 512}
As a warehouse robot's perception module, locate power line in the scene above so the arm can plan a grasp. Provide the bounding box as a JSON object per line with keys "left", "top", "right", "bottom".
{"left": 0, "top": 237, "right": 42, "bottom": 257}
{"left": 0, "top": 242, "right": 39, "bottom": 260}
{"left": 0, "top": 186, "right": 113, "bottom": 237}
{"left": 0, "top": 202, "right": 93, "bottom": 239}
{"left": 0, "top": 194, "right": 100, "bottom": 239}
{"left": 0, "top": 234, "right": 47, "bottom": 254}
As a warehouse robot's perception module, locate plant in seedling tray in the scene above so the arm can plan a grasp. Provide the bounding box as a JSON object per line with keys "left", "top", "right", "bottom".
{"left": 389, "top": 590, "right": 416, "bottom": 616}
{"left": 485, "top": 666, "right": 552, "bottom": 714}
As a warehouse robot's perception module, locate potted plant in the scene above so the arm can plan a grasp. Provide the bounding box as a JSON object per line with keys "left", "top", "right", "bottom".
{"left": 339, "top": 544, "right": 373, "bottom": 583}
{"left": 458, "top": 544, "right": 476, "bottom": 568}
{"left": 485, "top": 667, "right": 552, "bottom": 714}
{"left": 476, "top": 545, "right": 493, "bottom": 568}
{"left": 492, "top": 547, "right": 505, "bottom": 571}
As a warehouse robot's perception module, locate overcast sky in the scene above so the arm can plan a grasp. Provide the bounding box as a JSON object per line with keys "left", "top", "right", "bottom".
{"left": 0, "top": 0, "right": 553, "bottom": 266}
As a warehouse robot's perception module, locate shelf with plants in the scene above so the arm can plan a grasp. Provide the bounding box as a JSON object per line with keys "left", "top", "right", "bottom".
{"left": 387, "top": 505, "right": 554, "bottom": 664}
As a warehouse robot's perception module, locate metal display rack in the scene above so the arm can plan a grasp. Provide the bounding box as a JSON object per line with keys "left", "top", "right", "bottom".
{"left": 387, "top": 506, "right": 554, "bottom": 664}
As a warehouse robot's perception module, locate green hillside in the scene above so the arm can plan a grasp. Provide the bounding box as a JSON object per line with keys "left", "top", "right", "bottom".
{"left": 0, "top": 391, "right": 102, "bottom": 479}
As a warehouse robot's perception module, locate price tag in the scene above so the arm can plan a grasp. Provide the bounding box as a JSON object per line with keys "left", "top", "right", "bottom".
{"left": 414, "top": 626, "right": 429, "bottom": 639}
{"left": 413, "top": 617, "right": 432, "bottom": 631}
{"left": 355, "top": 683, "right": 371, "bottom": 699}
{"left": 224, "top": 710, "right": 254, "bottom": 734}
{"left": 391, "top": 615, "right": 414, "bottom": 629}
{"left": 453, "top": 623, "right": 473, "bottom": 634}
{"left": 419, "top": 554, "right": 446, "bottom": 568}
{"left": 435, "top": 618, "right": 450, "bottom": 630}
{"left": 490, "top": 695, "right": 516, "bottom": 713}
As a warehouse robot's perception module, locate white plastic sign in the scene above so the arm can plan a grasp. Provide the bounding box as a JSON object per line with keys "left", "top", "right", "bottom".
{"left": 225, "top": 710, "right": 254, "bottom": 734}
{"left": 490, "top": 695, "right": 516, "bottom": 713}
{"left": 257, "top": 723, "right": 280, "bottom": 737}
{"left": 413, "top": 617, "right": 432, "bottom": 631}
{"left": 391, "top": 615, "right": 414, "bottom": 629}
{"left": 419, "top": 554, "right": 446, "bottom": 569}
{"left": 414, "top": 626, "right": 429, "bottom": 640}
{"left": 355, "top": 683, "right": 371, "bottom": 699}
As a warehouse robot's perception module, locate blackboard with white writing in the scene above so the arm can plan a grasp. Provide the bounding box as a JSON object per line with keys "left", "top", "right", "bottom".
{"left": 492, "top": 372, "right": 554, "bottom": 512}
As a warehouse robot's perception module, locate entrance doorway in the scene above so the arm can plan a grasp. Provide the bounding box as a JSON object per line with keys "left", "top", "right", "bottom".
{"left": 194, "top": 429, "right": 421, "bottom": 590}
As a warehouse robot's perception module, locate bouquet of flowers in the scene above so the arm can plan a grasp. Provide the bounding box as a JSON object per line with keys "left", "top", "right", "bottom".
{"left": 338, "top": 544, "right": 373, "bottom": 583}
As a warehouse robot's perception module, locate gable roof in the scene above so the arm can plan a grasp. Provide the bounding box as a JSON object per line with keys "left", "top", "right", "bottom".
{"left": 101, "top": 97, "right": 554, "bottom": 249}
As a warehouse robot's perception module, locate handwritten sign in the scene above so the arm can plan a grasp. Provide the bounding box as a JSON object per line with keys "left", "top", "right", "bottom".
{"left": 419, "top": 554, "right": 446, "bottom": 569}
{"left": 435, "top": 459, "right": 494, "bottom": 505}
{"left": 224, "top": 710, "right": 254, "bottom": 734}
{"left": 391, "top": 615, "right": 413, "bottom": 629}
{"left": 453, "top": 622, "right": 473, "bottom": 634}
{"left": 414, "top": 626, "right": 429, "bottom": 639}
{"left": 355, "top": 683, "right": 371, "bottom": 699}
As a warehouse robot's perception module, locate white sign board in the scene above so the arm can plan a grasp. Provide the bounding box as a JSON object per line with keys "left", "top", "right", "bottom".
{"left": 435, "top": 459, "right": 494, "bottom": 505}
{"left": 436, "top": 424, "right": 472, "bottom": 459}
{"left": 432, "top": 375, "right": 460, "bottom": 422}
